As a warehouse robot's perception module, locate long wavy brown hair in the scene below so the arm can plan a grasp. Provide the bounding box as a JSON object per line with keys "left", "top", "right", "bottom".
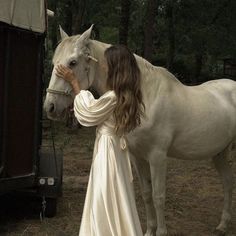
{"left": 104, "top": 45, "right": 145, "bottom": 134}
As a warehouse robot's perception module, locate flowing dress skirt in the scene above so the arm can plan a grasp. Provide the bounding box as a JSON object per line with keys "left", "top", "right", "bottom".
{"left": 78, "top": 134, "right": 143, "bottom": 236}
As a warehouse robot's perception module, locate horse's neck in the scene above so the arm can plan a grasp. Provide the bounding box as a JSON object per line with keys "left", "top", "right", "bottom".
{"left": 90, "top": 40, "right": 110, "bottom": 95}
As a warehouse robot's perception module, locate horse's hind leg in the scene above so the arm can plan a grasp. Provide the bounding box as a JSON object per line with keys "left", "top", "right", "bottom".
{"left": 132, "top": 156, "right": 157, "bottom": 236}
{"left": 212, "top": 145, "right": 234, "bottom": 235}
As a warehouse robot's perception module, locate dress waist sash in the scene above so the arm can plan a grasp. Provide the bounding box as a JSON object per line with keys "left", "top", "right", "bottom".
{"left": 96, "top": 126, "right": 127, "bottom": 150}
{"left": 96, "top": 125, "right": 133, "bottom": 182}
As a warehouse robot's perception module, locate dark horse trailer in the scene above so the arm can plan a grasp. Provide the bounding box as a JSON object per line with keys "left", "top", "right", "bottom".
{"left": 0, "top": 0, "right": 63, "bottom": 217}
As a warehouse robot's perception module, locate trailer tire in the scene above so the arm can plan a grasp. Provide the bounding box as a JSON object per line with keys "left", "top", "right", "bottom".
{"left": 44, "top": 197, "right": 57, "bottom": 218}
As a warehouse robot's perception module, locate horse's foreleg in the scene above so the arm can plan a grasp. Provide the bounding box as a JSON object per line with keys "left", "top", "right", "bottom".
{"left": 149, "top": 151, "right": 168, "bottom": 236}
{"left": 213, "top": 146, "right": 234, "bottom": 235}
{"left": 132, "top": 157, "right": 157, "bottom": 236}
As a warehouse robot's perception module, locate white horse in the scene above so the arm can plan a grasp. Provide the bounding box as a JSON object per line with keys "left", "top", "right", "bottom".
{"left": 44, "top": 25, "right": 236, "bottom": 236}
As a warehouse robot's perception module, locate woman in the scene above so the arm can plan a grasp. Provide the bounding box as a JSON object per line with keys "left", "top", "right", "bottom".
{"left": 56, "top": 45, "right": 145, "bottom": 236}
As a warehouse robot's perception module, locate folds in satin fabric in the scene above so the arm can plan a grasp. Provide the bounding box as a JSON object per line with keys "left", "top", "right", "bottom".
{"left": 74, "top": 90, "right": 143, "bottom": 236}
{"left": 74, "top": 90, "right": 117, "bottom": 127}
{"left": 79, "top": 135, "right": 142, "bottom": 236}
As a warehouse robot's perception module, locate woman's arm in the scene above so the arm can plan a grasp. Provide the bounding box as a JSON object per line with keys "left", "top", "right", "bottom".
{"left": 70, "top": 79, "right": 81, "bottom": 95}
{"left": 55, "top": 64, "right": 81, "bottom": 95}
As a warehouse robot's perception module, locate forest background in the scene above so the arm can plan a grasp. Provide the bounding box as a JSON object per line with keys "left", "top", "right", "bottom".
{"left": 46, "top": 0, "right": 236, "bottom": 85}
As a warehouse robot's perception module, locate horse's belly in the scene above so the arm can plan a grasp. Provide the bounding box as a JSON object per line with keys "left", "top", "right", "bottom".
{"left": 168, "top": 145, "right": 226, "bottom": 160}
{"left": 168, "top": 128, "right": 234, "bottom": 160}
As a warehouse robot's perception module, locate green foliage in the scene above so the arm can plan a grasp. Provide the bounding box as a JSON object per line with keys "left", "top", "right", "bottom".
{"left": 45, "top": 0, "right": 236, "bottom": 83}
{"left": 99, "top": 26, "right": 119, "bottom": 44}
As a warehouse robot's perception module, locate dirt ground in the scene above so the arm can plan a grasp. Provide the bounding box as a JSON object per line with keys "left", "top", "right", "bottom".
{"left": 0, "top": 123, "right": 236, "bottom": 236}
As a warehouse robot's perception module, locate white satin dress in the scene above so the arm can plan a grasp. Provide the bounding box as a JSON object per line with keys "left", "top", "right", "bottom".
{"left": 74, "top": 90, "right": 143, "bottom": 236}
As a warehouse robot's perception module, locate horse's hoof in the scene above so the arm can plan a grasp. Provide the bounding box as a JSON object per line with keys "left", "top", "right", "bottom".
{"left": 144, "top": 228, "right": 156, "bottom": 236}
{"left": 214, "top": 228, "right": 226, "bottom": 236}
{"left": 145, "top": 227, "right": 167, "bottom": 236}
{"left": 144, "top": 229, "right": 156, "bottom": 236}
{"left": 156, "top": 229, "right": 167, "bottom": 236}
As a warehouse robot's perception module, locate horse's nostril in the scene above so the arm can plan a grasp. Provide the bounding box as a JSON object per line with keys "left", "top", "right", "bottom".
{"left": 49, "top": 103, "right": 55, "bottom": 113}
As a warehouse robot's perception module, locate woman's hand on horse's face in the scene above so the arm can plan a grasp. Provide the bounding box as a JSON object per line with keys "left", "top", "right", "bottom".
{"left": 55, "top": 64, "right": 76, "bottom": 84}
{"left": 56, "top": 64, "right": 81, "bottom": 95}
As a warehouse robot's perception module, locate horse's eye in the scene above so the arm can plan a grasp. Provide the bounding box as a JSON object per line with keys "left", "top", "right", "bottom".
{"left": 69, "top": 60, "right": 77, "bottom": 67}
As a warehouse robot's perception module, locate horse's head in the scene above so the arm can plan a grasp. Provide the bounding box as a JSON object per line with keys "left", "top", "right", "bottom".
{"left": 44, "top": 25, "right": 102, "bottom": 120}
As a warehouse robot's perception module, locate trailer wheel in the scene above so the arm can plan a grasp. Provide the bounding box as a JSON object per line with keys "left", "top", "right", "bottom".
{"left": 44, "top": 197, "right": 57, "bottom": 218}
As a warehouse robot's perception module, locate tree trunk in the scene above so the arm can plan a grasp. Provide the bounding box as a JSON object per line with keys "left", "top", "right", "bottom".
{"left": 166, "top": 0, "right": 175, "bottom": 71}
{"left": 210, "top": 0, "right": 231, "bottom": 25}
{"left": 119, "top": 0, "right": 131, "bottom": 45}
{"left": 48, "top": 0, "right": 58, "bottom": 50}
{"left": 64, "top": 0, "right": 73, "bottom": 36}
{"left": 143, "top": 0, "right": 159, "bottom": 62}
{"left": 72, "top": 0, "right": 87, "bottom": 34}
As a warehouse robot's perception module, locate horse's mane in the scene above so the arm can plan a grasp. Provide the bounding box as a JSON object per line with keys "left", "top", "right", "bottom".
{"left": 134, "top": 52, "right": 181, "bottom": 84}
{"left": 135, "top": 54, "right": 157, "bottom": 73}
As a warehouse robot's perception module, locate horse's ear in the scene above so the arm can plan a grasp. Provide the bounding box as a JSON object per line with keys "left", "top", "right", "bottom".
{"left": 76, "top": 24, "right": 94, "bottom": 48}
{"left": 59, "top": 25, "right": 69, "bottom": 40}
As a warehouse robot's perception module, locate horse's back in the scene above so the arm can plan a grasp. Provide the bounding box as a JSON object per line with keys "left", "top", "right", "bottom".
{"left": 168, "top": 78, "right": 236, "bottom": 160}
{"left": 197, "top": 79, "right": 236, "bottom": 109}
{"left": 200, "top": 78, "right": 236, "bottom": 104}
